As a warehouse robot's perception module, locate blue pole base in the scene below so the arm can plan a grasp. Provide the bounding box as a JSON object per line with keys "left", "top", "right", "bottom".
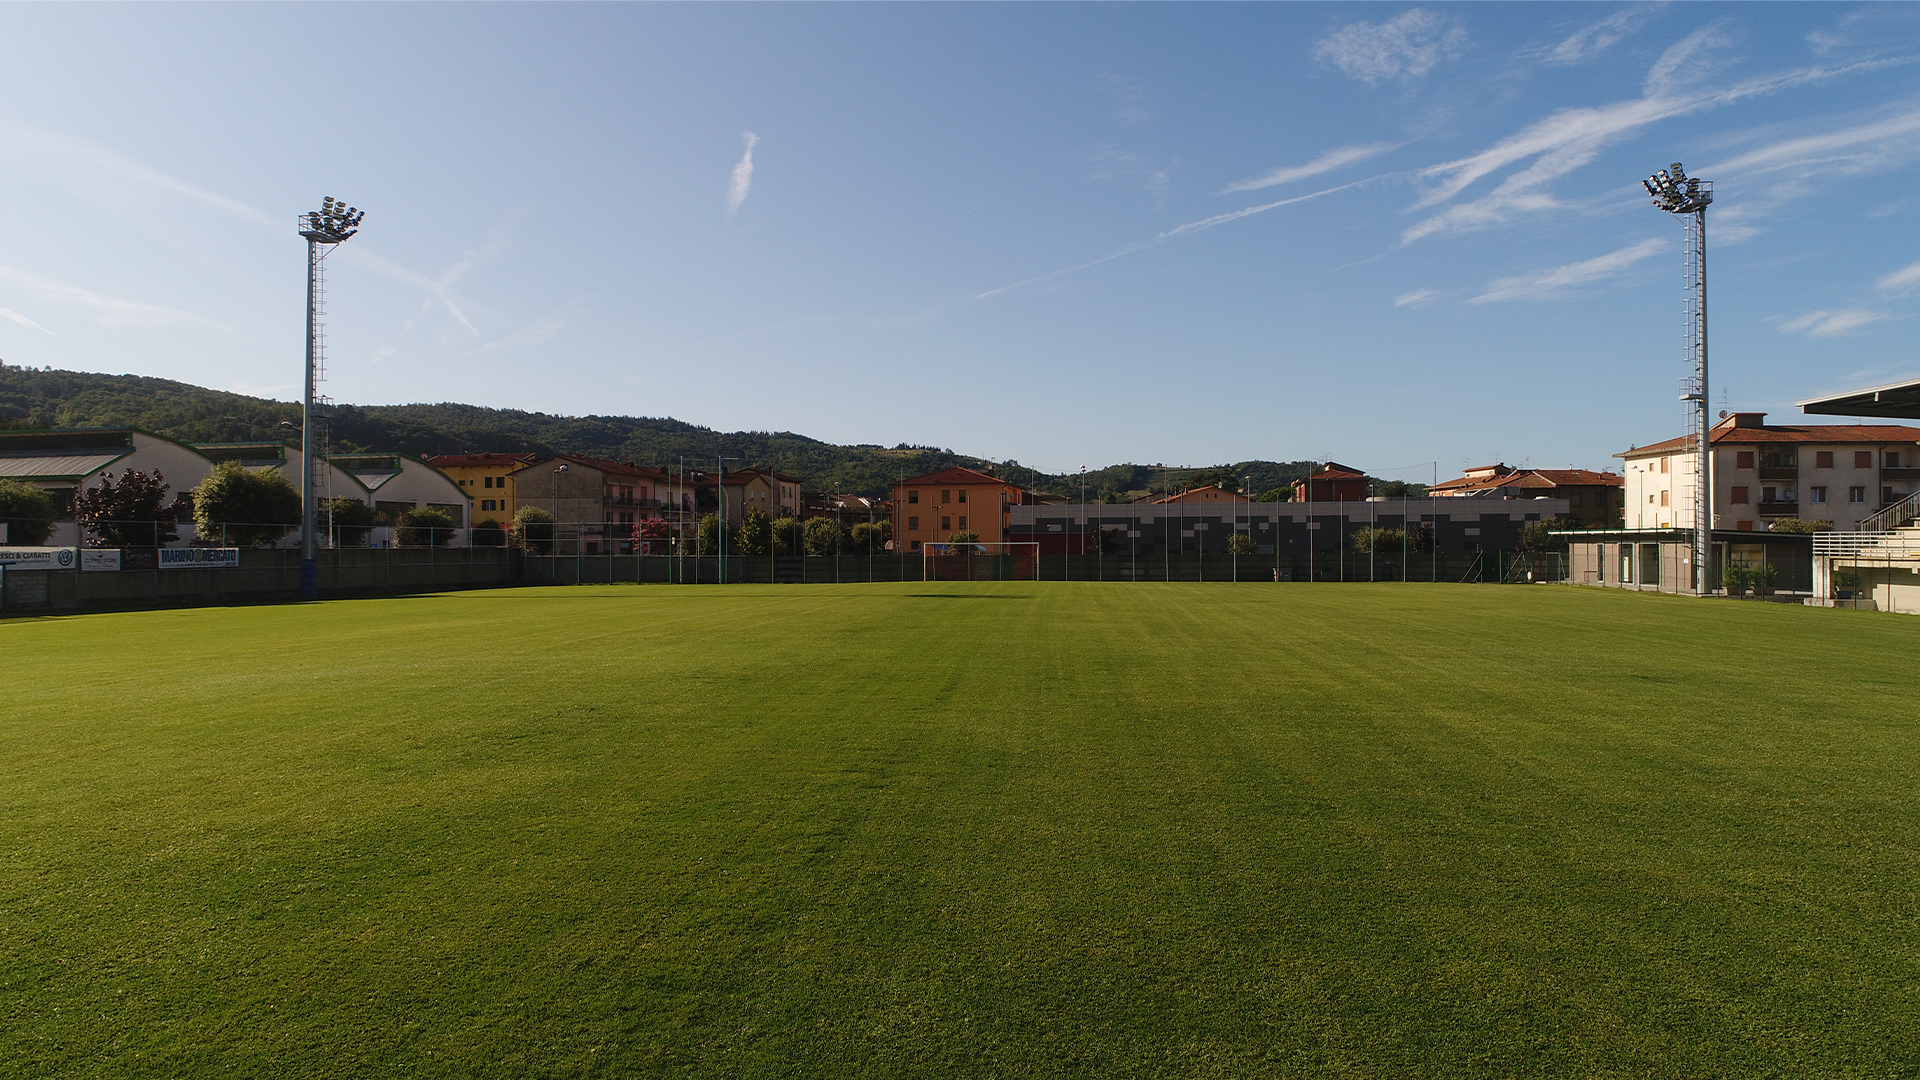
{"left": 300, "top": 558, "right": 317, "bottom": 601}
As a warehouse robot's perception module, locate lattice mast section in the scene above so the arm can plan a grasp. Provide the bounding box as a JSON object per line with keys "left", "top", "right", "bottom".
{"left": 296, "top": 198, "right": 364, "bottom": 599}
{"left": 1644, "top": 163, "right": 1712, "bottom": 594}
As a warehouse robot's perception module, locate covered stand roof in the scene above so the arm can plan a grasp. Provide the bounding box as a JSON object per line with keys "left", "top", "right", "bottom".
{"left": 1798, "top": 378, "right": 1920, "bottom": 420}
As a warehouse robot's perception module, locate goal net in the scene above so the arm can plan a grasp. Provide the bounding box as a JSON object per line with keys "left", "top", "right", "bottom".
{"left": 922, "top": 541, "right": 1040, "bottom": 582}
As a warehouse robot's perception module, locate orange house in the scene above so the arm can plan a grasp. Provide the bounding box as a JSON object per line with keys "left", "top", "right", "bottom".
{"left": 890, "top": 467, "right": 1028, "bottom": 552}
{"left": 1292, "top": 462, "right": 1369, "bottom": 502}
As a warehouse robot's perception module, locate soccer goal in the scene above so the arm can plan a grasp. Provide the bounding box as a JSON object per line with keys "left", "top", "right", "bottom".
{"left": 921, "top": 541, "right": 1041, "bottom": 582}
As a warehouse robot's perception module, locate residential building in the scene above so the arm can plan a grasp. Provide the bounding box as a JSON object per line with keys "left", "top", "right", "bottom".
{"left": 719, "top": 469, "right": 802, "bottom": 524}
{"left": 513, "top": 454, "right": 679, "bottom": 553}
{"left": 1430, "top": 464, "right": 1623, "bottom": 528}
{"left": 425, "top": 453, "right": 537, "bottom": 526}
{"left": 1620, "top": 412, "right": 1920, "bottom": 533}
{"left": 1292, "top": 462, "right": 1369, "bottom": 503}
{"left": 0, "top": 427, "right": 217, "bottom": 547}
{"left": 891, "top": 467, "right": 1029, "bottom": 552}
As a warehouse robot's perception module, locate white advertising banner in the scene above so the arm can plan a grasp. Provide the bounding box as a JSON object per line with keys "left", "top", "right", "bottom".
{"left": 0, "top": 541, "right": 78, "bottom": 568}
{"left": 158, "top": 547, "right": 241, "bottom": 570}
{"left": 82, "top": 549, "right": 122, "bottom": 572}
{"left": 0, "top": 547, "right": 78, "bottom": 570}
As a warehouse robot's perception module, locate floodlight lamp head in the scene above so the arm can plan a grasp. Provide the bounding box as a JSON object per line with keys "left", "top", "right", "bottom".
{"left": 298, "top": 195, "right": 366, "bottom": 243}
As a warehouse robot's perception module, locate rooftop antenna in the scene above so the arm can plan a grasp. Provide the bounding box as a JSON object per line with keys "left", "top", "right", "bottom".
{"left": 1643, "top": 162, "right": 1712, "bottom": 594}
{"left": 296, "top": 197, "right": 365, "bottom": 600}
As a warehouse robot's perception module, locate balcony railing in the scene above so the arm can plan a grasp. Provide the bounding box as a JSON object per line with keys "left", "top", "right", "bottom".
{"left": 1757, "top": 502, "right": 1798, "bottom": 516}
{"left": 1757, "top": 467, "right": 1799, "bottom": 482}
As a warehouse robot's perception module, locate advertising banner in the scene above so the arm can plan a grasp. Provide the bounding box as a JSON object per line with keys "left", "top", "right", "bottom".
{"left": 158, "top": 547, "right": 240, "bottom": 570}
{"left": 122, "top": 548, "right": 158, "bottom": 571}
{"left": 0, "top": 547, "right": 78, "bottom": 570}
{"left": 82, "top": 549, "right": 122, "bottom": 572}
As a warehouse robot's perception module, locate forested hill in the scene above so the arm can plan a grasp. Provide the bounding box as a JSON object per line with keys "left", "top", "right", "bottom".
{"left": 0, "top": 363, "right": 1344, "bottom": 498}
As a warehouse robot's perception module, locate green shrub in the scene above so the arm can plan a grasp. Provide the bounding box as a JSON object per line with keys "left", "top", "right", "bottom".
{"left": 1227, "top": 532, "right": 1258, "bottom": 555}
{"left": 513, "top": 506, "right": 556, "bottom": 555}
{"left": 324, "top": 498, "right": 376, "bottom": 547}
{"left": 738, "top": 510, "right": 773, "bottom": 557}
{"left": 0, "top": 477, "right": 56, "bottom": 546}
{"left": 803, "top": 516, "right": 843, "bottom": 556}
{"left": 396, "top": 507, "right": 456, "bottom": 547}
{"left": 74, "top": 469, "right": 179, "bottom": 547}
{"left": 191, "top": 462, "right": 299, "bottom": 547}
{"left": 471, "top": 519, "right": 508, "bottom": 547}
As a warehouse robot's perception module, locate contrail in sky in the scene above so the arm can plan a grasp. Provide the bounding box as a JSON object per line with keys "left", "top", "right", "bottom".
{"left": 727, "top": 132, "right": 759, "bottom": 220}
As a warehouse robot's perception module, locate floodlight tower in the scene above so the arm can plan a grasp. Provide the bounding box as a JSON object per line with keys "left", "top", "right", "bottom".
{"left": 1643, "top": 163, "right": 1713, "bottom": 595}
{"left": 295, "top": 197, "right": 364, "bottom": 601}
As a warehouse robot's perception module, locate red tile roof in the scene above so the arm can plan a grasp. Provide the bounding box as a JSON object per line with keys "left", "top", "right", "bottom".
{"left": 1624, "top": 423, "right": 1920, "bottom": 456}
{"left": 895, "top": 466, "right": 1021, "bottom": 488}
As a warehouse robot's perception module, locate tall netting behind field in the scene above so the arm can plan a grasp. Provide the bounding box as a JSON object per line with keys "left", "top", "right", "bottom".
{"left": 923, "top": 543, "right": 1039, "bottom": 581}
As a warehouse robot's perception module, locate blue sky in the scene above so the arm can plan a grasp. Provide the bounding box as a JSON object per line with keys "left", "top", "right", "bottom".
{"left": 1, "top": 4, "right": 1918, "bottom": 479}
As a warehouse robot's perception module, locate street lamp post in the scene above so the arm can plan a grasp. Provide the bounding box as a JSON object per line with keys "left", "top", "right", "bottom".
{"left": 551, "top": 464, "right": 567, "bottom": 558}
{"left": 295, "top": 197, "right": 364, "bottom": 601}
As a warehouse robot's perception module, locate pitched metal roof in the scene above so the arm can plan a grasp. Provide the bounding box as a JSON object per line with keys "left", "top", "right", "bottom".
{"left": 0, "top": 452, "right": 130, "bottom": 479}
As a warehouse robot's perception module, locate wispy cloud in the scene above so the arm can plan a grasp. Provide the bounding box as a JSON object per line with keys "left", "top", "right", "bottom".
{"left": 1531, "top": 5, "right": 1663, "bottom": 65}
{"left": 0, "top": 306, "right": 56, "bottom": 335}
{"left": 976, "top": 174, "right": 1390, "bottom": 300}
{"left": 1402, "top": 29, "right": 1901, "bottom": 243}
{"left": 1224, "top": 142, "right": 1397, "bottom": 193}
{"left": 1778, "top": 309, "right": 1890, "bottom": 337}
{"left": 0, "top": 115, "right": 278, "bottom": 229}
{"left": 0, "top": 264, "right": 223, "bottom": 328}
{"left": 1707, "top": 105, "right": 1920, "bottom": 178}
{"left": 727, "top": 132, "right": 759, "bottom": 220}
{"left": 475, "top": 299, "right": 591, "bottom": 355}
{"left": 1880, "top": 258, "right": 1920, "bottom": 295}
{"left": 1315, "top": 10, "right": 1467, "bottom": 85}
{"left": 1467, "top": 238, "right": 1667, "bottom": 304}
{"left": 1394, "top": 288, "right": 1443, "bottom": 308}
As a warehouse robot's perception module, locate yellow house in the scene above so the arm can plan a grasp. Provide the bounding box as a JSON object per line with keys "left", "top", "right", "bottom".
{"left": 425, "top": 453, "right": 536, "bottom": 526}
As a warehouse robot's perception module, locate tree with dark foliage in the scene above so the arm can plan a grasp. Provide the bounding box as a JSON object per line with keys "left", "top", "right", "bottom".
{"left": 73, "top": 469, "right": 179, "bottom": 547}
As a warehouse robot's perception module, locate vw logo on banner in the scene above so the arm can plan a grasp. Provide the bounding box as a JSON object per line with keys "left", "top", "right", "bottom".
{"left": 55, "top": 549, "right": 74, "bottom": 568}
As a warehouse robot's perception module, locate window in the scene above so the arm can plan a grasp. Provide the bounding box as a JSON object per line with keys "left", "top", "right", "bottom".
{"left": 1888, "top": 451, "right": 1904, "bottom": 468}
{"left": 958, "top": 516, "right": 967, "bottom": 530}
{"left": 481, "top": 499, "right": 495, "bottom": 511}
{"left": 1759, "top": 448, "right": 1797, "bottom": 470}
{"left": 911, "top": 540, "right": 921, "bottom": 551}
{"left": 908, "top": 490, "right": 919, "bottom": 504}
{"left": 1736, "top": 451, "right": 1755, "bottom": 469}
{"left": 1851, "top": 486, "right": 1867, "bottom": 503}
{"left": 1811, "top": 486, "right": 1828, "bottom": 504}
{"left": 1659, "top": 490, "right": 1670, "bottom": 507}
{"left": 958, "top": 491, "right": 967, "bottom": 503}
{"left": 1857, "top": 451, "right": 1873, "bottom": 468}
{"left": 941, "top": 489, "right": 951, "bottom": 502}
{"left": 1731, "top": 486, "right": 1749, "bottom": 504}
{"left": 1762, "top": 487, "right": 1777, "bottom": 504}
{"left": 908, "top": 516, "right": 919, "bottom": 531}
{"left": 483, "top": 476, "right": 492, "bottom": 488}
{"left": 1816, "top": 451, "right": 1834, "bottom": 469}
{"left": 941, "top": 516, "right": 952, "bottom": 531}
{"left": 1661, "top": 457, "right": 1670, "bottom": 473}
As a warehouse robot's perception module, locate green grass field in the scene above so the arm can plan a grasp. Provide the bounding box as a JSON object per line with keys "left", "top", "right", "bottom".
{"left": 5, "top": 582, "right": 1919, "bottom": 1077}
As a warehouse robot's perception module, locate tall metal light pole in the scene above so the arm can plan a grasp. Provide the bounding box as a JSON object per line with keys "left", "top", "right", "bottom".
{"left": 1643, "top": 163, "right": 1714, "bottom": 595}
{"left": 296, "top": 197, "right": 364, "bottom": 600}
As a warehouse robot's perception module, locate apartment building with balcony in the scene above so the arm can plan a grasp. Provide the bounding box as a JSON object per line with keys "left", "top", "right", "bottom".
{"left": 1620, "top": 412, "right": 1920, "bottom": 533}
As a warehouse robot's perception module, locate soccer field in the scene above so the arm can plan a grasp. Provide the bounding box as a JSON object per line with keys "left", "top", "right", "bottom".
{"left": 4, "top": 583, "right": 1917, "bottom": 1077}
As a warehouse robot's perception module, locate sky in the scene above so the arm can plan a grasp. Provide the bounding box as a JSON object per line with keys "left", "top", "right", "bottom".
{"left": 1, "top": 3, "right": 1918, "bottom": 480}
